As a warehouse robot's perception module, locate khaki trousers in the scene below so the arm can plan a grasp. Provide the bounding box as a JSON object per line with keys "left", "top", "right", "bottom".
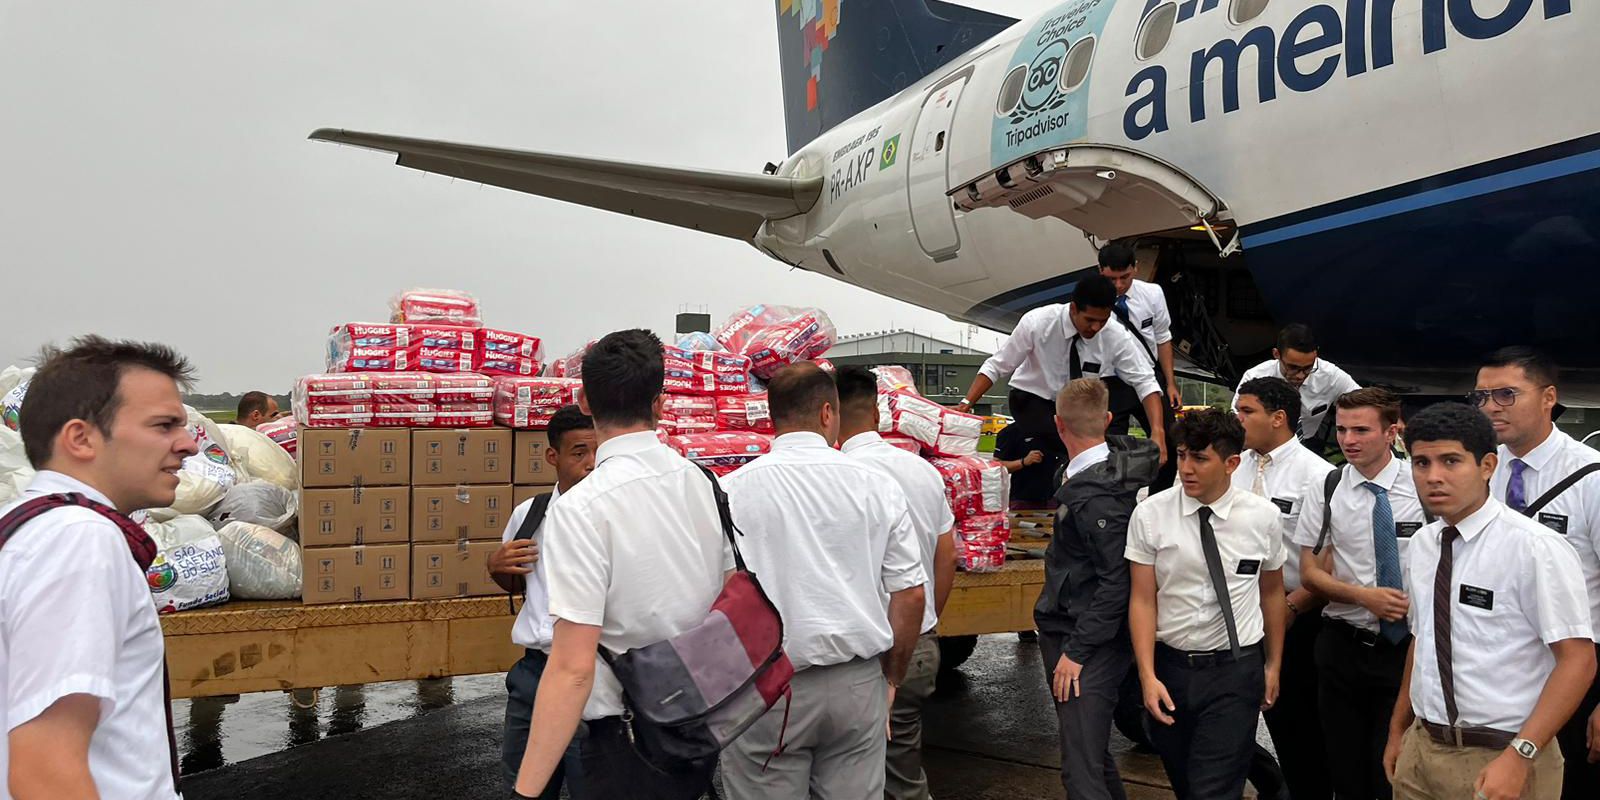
{"left": 1392, "top": 721, "right": 1563, "bottom": 800}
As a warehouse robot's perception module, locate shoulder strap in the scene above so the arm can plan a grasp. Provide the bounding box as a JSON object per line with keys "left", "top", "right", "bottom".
{"left": 0, "top": 494, "right": 76, "bottom": 548}
{"left": 512, "top": 493, "right": 555, "bottom": 542}
{"left": 695, "top": 464, "right": 747, "bottom": 573}
{"left": 1312, "top": 466, "right": 1343, "bottom": 555}
{"left": 1523, "top": 463, "right": 1600, "bottom": 517}
{"left": 1112, "top": 307, "right": 1158, "bottom": 366}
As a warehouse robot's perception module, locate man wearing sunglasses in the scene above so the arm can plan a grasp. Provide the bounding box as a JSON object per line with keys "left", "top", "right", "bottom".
{"left": 1234, "top": 324, "right": 1361, "bottom": 455}
{"left": 1475, "top": 346, "right": 1600, "bottom": 799}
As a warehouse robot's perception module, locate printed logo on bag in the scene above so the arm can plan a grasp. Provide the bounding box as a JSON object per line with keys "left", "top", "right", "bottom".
{"left": 1236, "top": 559, "right": 1261, "bottom": 575}
{"left": 146, "top": 556, "right": 177, "bottom": 593}
{"left": 1097, "top": 518, "right": 1107, "bottom": 529}
{"left": 1459, "top": 585, "right": 1494, "bottom": 610}
{"left": 1538, "top": 512, "right": 1569, "bottom": 535}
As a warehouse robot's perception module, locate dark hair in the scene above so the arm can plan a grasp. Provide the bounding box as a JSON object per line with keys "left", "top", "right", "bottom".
{"left": 1483, "top": 346, "right": 1559, "bottom": 389}
{"left": 545, "top": 404, "right": 594, "bottom": 450}
{"left": 1237, "top": 377, "right": 1301, "bottom": 426}
{"left": 1403, "top": 401, "right": 1496, "bottom": 461}
{"left": 580, "top": 329, "right": 664, "bottom": 427}
{"left": 237, "top": 391, "right": 273, "bottom": 420}
{"left": 1336, "top": 386, "right": 1401, "bottom": 428}
{"left": 1276, "top": 323, "right": 1318, "bottom": 354}
{"left": 1072, "top": 274, "right": 1118, "bottom": 311}
{"left": 1097, "top": 242, "right": 1136, "bottom": 271}
{"left": 1173, "top": 407, "right": 1245, "bottom": 459}
{"left": 767, "top": 362, "right": 839, "bottom": 429}
{"left": 21, "top": 335, "right": 195, "bottom": 468}
{"left": 833, "top": 365, "right": 878, "bottom": 414}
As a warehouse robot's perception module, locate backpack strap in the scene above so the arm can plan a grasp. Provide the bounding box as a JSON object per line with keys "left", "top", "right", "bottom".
{"left": 504, "top": 492, "right": 555, "bottom": 611}
{"left": 1523, "top": 463, "right": 1600, "bottom": 517}
{"left": 1311, "top": 466, "right": 1343, "bottom": 556}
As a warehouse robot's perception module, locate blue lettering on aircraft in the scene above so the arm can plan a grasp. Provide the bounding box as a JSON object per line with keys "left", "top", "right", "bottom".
{"left": 1123, "top": 0, "right": 1572, "bottom": 141}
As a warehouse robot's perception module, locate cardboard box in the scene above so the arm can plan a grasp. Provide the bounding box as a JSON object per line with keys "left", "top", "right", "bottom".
{"left": 302, "top": 544, "right": 410, "bottom": 604}
{"left": 412, "top": 429, "right": 513, "bottom": 486}
{"left": 513, "top": 430, "right": 557, "bottom": 485}
{"left": 410, "top": 541, "right": 503, "bottom": 599}
{"left": 299, "top": 428, "right": 411, "bottom": 488}
{"left": 410, "top": 484, "right": 515, "bottom": 543}
{"left": 299, "top": 486, "right": 410, "bottom": 547}
{"left": 513, "top": 484, "right": 555, "bottom": 506}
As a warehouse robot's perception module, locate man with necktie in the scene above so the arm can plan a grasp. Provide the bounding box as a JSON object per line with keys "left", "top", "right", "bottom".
{"left": 1294, "top": 388, "right": 1426, "bottom": 799}
{"left": 1476, "top": 347, "right": 1600, "bottom": 798}
{"left": 1127, "top": 408, "right": 1287, "bottom": 799}
{"left": 1097, "top": 243, "right": 1179, "bottom": 490}
{"left": 1383, "top": 402, "right": 1594, "bottom": 800}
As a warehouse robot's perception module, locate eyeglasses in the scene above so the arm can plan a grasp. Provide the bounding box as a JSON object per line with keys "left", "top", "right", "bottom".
{"left": 1279, "top": 360, "right": 1319, "bottom": 378}
{"left": 1467, "top": 387, "right": 1522, "bottom": 407}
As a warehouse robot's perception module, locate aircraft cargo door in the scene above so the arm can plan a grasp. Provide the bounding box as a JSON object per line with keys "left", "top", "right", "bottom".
{"left": 907, "top": 78, "right": 968, "bottom": 261}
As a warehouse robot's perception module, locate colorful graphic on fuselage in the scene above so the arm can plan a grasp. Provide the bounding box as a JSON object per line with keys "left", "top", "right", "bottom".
{"left": 991, "top": 0, "right": 1115, "bottom": 167}
{"left": 780, "top": 0, "right": 844, "bottom": 111}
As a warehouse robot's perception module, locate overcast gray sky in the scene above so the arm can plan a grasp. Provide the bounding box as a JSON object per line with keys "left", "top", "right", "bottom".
{"left": 0, "top": 0, "right": 1043, "bottom": 392}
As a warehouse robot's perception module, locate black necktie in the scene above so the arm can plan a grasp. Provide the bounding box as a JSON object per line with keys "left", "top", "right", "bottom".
{"left": 1198, "top": 506, "right": 1242, "bottom": 657}
{"left": 1434, "top": 526, "right": 1461, "bottom": 725}
{"left": 1068, "top": 335, "right": 1082, "bottom": 380}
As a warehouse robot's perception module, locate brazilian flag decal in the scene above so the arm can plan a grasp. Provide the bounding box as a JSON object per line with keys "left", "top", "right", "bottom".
{"left": 879, "top": 134, "right": 900, "bottom": 171}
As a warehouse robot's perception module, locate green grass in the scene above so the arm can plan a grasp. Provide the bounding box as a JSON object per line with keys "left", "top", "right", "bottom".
{"left": 201, "top": 410, "right": 237, "bottom": 424}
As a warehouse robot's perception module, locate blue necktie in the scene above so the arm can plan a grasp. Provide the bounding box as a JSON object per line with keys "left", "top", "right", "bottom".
{"left": 1364, "top": 482, "right": 1408, "bottom": 644}
{"left": 1114, "top": 294, "right": 1131, "bottom": 323}
{"left": 1508, "top": 459, "right": 1529, "bottom": 512}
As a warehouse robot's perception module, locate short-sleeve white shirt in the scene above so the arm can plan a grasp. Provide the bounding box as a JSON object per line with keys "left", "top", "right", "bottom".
{"left": 1116, "top": 278, "right": 1173, "bottom": 357}
{"left": 500, "top": 486, "right": 560, "bottom": 652}
{"left": 1234, "top": 358, "right": 1361, "bottom": 440}
{"left": 1233, "top": 437, "right": 1335, "bottom": 593}
{"left": 842, "top": 431, "right": 955, "bottom": 634}
{"left": 1490, "top": 427, "right": 1600, "bottom": 631}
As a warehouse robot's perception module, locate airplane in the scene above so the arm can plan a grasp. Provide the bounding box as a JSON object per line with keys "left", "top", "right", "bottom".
{"left": 312, "top": 0, "right": 1600, "bottom": 401}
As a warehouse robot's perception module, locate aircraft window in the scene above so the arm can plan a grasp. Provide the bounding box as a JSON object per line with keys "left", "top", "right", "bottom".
{"left": 1230, "top": 0, "right": 1270, "bottom": 25}
{"left": 1136, "top": 2, "right": 1177, "bottom": 60}
{"left": 997, "top": 64, "right": 1026, "bottom": 115}
{"left": 1059, "top": 35, "right": 1095, "bottom": 93}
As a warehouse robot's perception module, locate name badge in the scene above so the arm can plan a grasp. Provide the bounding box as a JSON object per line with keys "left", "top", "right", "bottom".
{"left": 1310, "top": 403, "right": 1329, "bottom": 416}
{"left": 1141, "top": 317, "right": 1154, "bottom": 328}
{"left": 1395, "top": 522, "right": 1423, "bottom": 538}
{"left": 1236, "top": 559, "right": 1262, "bottom": 576}
{"left": 1538, "top": 512, "right": 1569, "bottom": 535}
{"left": 1459, "top": 585, "right": 1495, "bottom": 610}
{"left": 1082, "top": 361, "right": 1102, "bottom": 374}
{"left": 1271, "top": 498, "right": 1293, "bottom": 515}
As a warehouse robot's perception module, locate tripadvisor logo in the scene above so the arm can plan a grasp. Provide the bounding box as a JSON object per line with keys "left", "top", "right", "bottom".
{"left": 1008, "top": 37, "right": 1071, "bottom": 125}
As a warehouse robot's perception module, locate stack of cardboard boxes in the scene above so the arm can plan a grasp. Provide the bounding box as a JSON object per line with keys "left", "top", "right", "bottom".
{"left": 297, "top": 427, "right": 554, "bottom": 605}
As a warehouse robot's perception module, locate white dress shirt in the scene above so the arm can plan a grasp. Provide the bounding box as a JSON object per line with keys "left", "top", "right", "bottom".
{"left": 1233, "top": 437, "right": 1336, "bottom": 593}
{"left": 723, "top": 432, "right": 928, "bottom": 670}
{"left": 1234, "top": 358, "right": 1361, "bottom": 439}
{"left": 543, "top": 431, "right": 734, "bottom": 720}
{"left": 1065, "top": 442, "right": 1111, "bottom": 480}
{"left": 842, "top": 431, "right": 956, "bottom": 635}
{"left": 0, "top": 471, "right": 180, "bottom": 800}
{"left": 1291, "top": 455, "right": 1426, "bottom": 632}
{"left": 978, "top": 304, "right": 1161, "bottom": 401}
{"left": 501, "top": 486, "right": 561, "bottom": 652}
{"left": 1114, "top": 278, "right": 1173, "bottom": 362}
{"left": 1404, "top": 498, "right": 1593, "bottom": 733}
{"left": 1126, "top": 485, "right": 1288, "bottom": 652}
{"left": 1490, "top": 426, "right": 1600, "bottom": 631}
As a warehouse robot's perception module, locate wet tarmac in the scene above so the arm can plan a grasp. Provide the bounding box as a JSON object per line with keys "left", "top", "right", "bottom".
{"left": 180, "top": 635, "right": 1275, "bottom": 799}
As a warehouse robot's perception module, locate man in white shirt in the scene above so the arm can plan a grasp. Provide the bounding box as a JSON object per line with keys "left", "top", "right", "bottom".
{"left": 721, "top": 362, "right": 927, "bottom": 799}
{"left": 1476, "top": 346, "right": 1600, "bottom": 797}
{"left": 1294, "top": 387, "right": 1425, "bottom": 800}
{"left": 513, "top": 329, "right": 732, "bottom": 800}
{"left": 1233, "top": 324, "right": 1360, "bottom": 454}
{"left": 835, "top": 366, "right": 954, "bottom": 800}
{"left": 1127, "top": 408, "right": 1287, "bottom": 799}
{"left": 489, "top": 405, "right": 596, "bottom": 797}
{"left": 959, "top": 273, "right": 1167, "bottom": 478}
{"left": 1233, "top": 376, "right": 1335, "bottom": 800}
{"left": 1, "top": 336, "right": 198, "bottom": 800}
{"left": 1098, "top": 243, "right": 1178, "bottom": 490}
{"left": 1384, "top": 403, "right": 1595, "bottom": 800}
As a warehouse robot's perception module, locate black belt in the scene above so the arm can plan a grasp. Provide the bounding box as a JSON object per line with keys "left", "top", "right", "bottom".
{"left": 1419, "top": 719, "right": 1515, "bottom": 750}
{"left": 1324, "top": 617, "right": 1409, "bottom": 648}
{"left": 1156, "top": 641, "right": 1262, "bottom": 669}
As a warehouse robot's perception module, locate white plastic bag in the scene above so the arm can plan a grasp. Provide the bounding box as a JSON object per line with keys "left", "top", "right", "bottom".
{"left": 149, "top": 407, "right": 241, "bottom": 518}
{"left": 0, "top": 425, "right": 34, "bottom": 507}
{"left": 211, "top": 480, "right": 297, "bottom": 535}
{"left": 147, "top": 535, "right": 230, "bottom": 614}
{"left": 142, "top": 514, "right": 223, "bottom": 550}
{"left": 217, "top": 424, "right": 298, "bottom": 491}
{"left": 216, "top": 521, "right": 302, "bottom": 600}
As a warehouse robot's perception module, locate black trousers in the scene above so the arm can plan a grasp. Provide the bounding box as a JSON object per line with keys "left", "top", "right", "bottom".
{"left": 572, "top": 717, "right": 716, "bottom": 800}
{"left": 1314, "top": 621, "right": 1409, "bottom": 800}
{"left": 1104, "top": 377, "right": 1176, "bottom": 492}
{"left": 1148, "top": 643, "right": 1267, "bottom": 800}
{"left": 1039, "top": 631, "right": 1131, "bottom": 800}
{"left": 503, "top": 650, "right": 581, "bottom": 798}
{"left": 1263, "top": 614, "right": 1330, "bottom": 800}
{"left": 1556, "top": 643, "right": 1600, "bottom": 800}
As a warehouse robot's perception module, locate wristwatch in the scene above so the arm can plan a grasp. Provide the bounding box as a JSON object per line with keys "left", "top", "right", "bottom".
{"left": 1510, "top": 737, "right": 1538, "bottom": 760}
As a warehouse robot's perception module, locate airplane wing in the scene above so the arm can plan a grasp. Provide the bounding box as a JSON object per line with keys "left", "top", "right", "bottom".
{"left": 308, "top": 129, "right": 822, "bottom": 241}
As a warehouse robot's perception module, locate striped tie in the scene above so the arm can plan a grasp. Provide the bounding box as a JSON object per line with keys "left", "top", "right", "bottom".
{"left": 1433, "top": 526, "right": 1461, "bottom": 724}
{"left": 1364, "top": 482, "right": 1408, "bottom": 644}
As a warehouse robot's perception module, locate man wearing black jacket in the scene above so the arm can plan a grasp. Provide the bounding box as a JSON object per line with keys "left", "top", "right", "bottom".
{"left": 1035, "top": 378, "right": 1160, "bottom": 800}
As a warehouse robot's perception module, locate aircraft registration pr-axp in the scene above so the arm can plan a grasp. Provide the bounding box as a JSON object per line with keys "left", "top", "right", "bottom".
{"left": 312, "top": 0, "right": 1597, "bottom": 400}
